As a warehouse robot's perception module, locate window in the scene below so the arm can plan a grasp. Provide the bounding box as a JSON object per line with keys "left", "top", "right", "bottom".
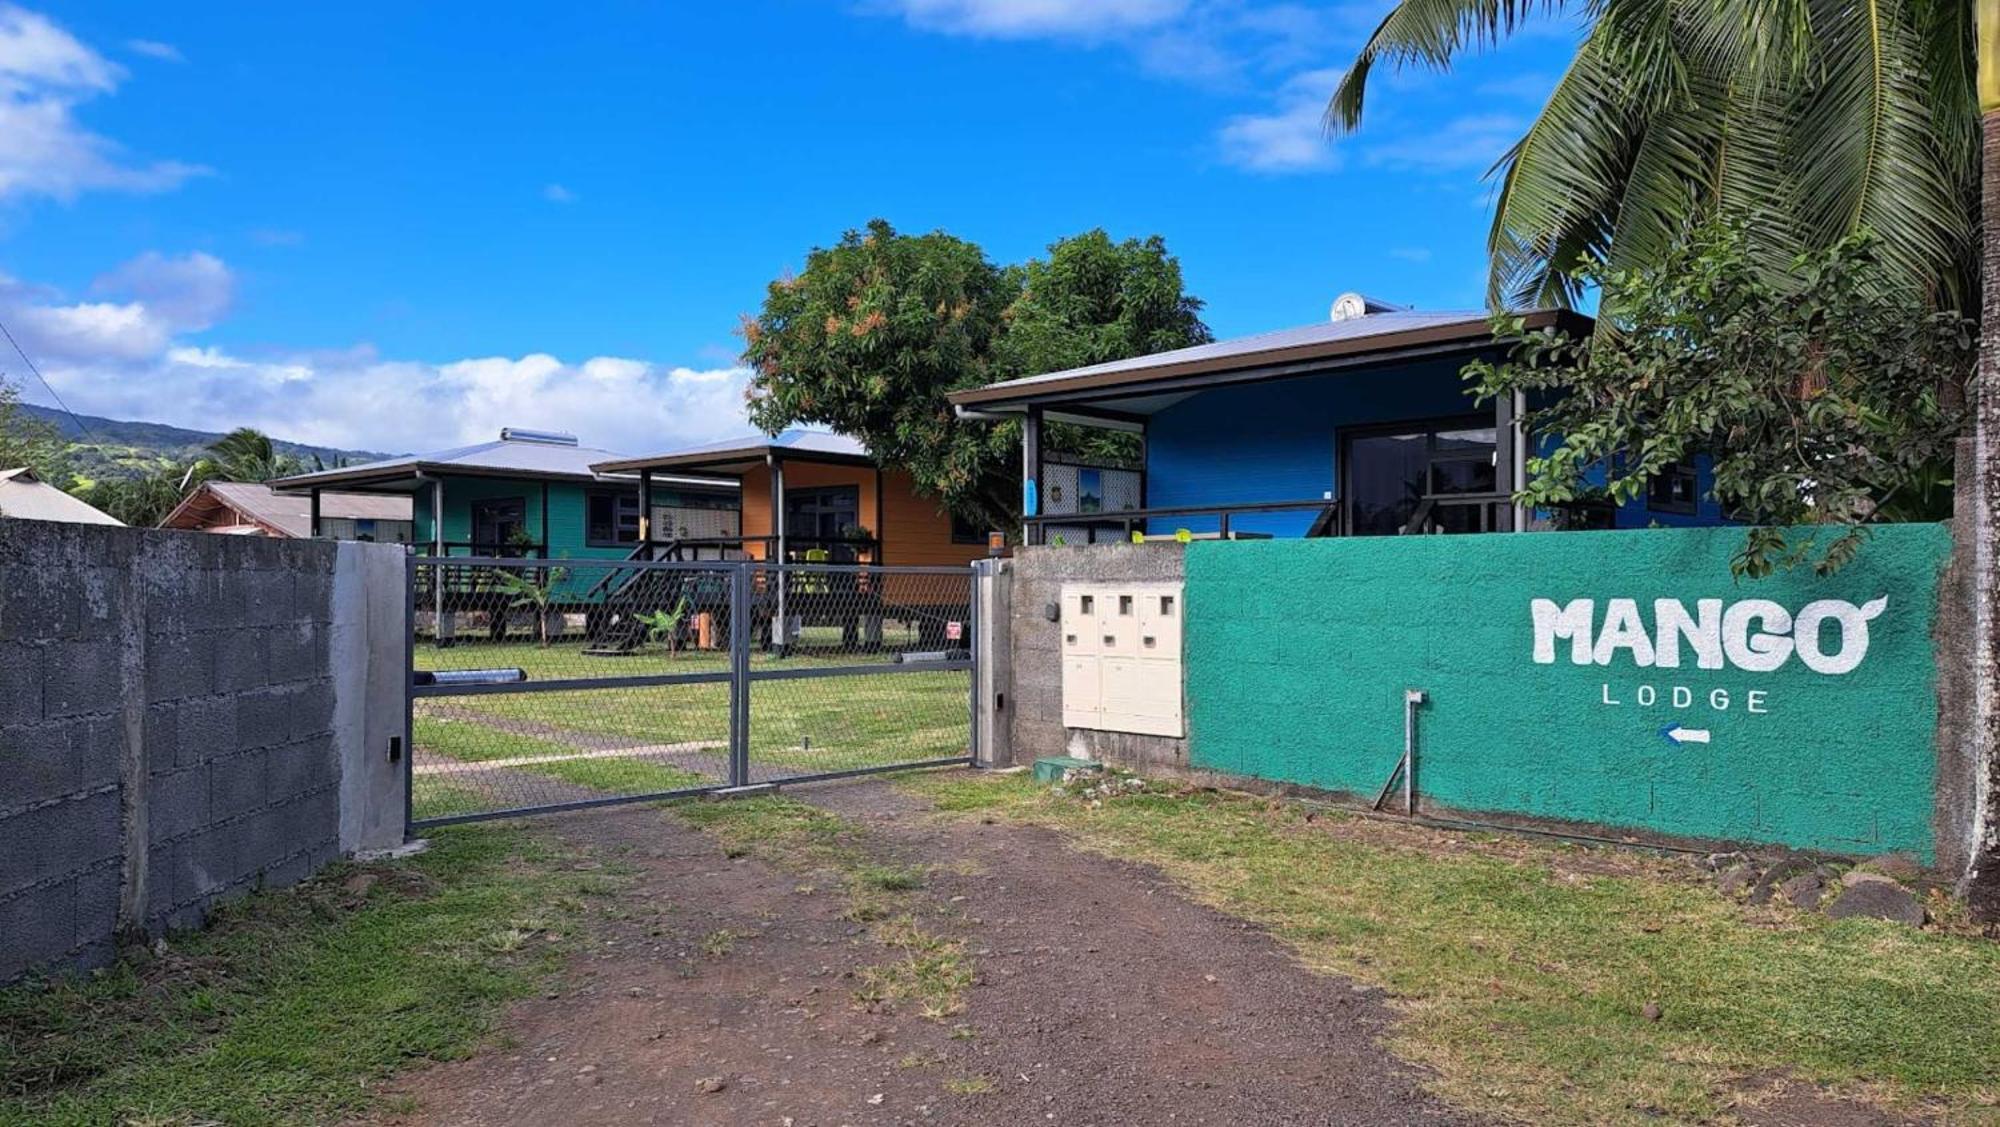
{"left": 950, "top": 511, "right": 985, "bottom": 544}
{"left": 586, "top": 489, "right": 642, "bottom": 546}
{"left": 1648, "top": 462, "right": 1699, "bottom": 515}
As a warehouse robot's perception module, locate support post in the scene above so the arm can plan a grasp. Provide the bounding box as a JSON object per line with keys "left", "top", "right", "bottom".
{"left": 309, "top": 488, "right": 323, "bottom": 540}
{"left": 728, "top": 561, "right": 751, "bottom": 787}
{"left": 1023, "top": 406, "right": 1043, "bottom": 546}
{"left": 639, "top": 468, "right": 653, "bottom": 546}
{"left": 1496, "top": 390, "right": 1527, "bottom": 532}
{"left": 770, "top": 453, "right": 787, "bottom": 650}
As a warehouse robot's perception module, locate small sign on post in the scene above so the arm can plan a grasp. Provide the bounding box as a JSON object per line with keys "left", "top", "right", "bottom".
{"left": 946, "top": 621, "right": 963, "bottom": 642}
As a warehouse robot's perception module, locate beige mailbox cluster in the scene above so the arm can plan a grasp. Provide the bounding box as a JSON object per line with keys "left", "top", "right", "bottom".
{"left": 1059, "top": 582, "right": 1185, "bottom": 737}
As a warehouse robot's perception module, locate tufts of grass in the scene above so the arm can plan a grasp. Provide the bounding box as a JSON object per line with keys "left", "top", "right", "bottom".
{"left": 0, "top": 825, "right": 627, "bottom": 1127}
{"left": 854, "top": 863, "right": 927, "bottom": 893}
{"left": 664, "top": 794, "right": 974, "bottom": 1024}
{"left": 905, "top": 770, "right": 2000, "bottom": 1126}
{"left": 699, "top": 930, "right": 737, "bottom": 958}
{"left": 943, "top": 1075, "right": 996, "bottom": 1096}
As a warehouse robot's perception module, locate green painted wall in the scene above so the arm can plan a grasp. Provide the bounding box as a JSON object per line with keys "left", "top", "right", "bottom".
{"left": 1184, "top": 524, "right": 1952, "bottom": 858}
{"left": 413, "top": 476, "right": 629, "bottom": 562}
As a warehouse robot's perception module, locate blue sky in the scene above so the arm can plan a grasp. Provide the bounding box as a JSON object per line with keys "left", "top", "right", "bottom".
{"left": 0, "top": 1, "right": 1576, "bottom": 455}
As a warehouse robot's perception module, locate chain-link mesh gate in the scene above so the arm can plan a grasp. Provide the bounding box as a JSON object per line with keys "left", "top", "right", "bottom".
{"left": 404, "top": 555, "right": 976, "bottom": 829}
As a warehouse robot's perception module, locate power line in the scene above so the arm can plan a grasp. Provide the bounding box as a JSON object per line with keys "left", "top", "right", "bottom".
{"left": 0, "top": 314, "right": 96, "bottom": 445}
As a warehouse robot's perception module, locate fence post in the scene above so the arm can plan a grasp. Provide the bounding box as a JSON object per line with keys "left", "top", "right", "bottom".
{"left": 728, "top": 561, "right": 751, "bottom": 787}
{"left": 971, "top": 558, "right": 1012, "bottom": 767}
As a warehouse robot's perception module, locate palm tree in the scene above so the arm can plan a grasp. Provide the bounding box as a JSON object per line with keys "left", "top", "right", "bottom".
{"left": 1328, "top": 0, "right": 1975, "bottom": 310}
{"left": 1963, "top": 0, "right": 2000, "bottom": 912}
{"left": 201, "top": 427, "right": 305, "bottom": 483}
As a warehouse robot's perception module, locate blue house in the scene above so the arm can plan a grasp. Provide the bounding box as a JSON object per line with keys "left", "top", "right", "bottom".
{"left": 947, "top": 295, "right": 1727, "bottom": 543}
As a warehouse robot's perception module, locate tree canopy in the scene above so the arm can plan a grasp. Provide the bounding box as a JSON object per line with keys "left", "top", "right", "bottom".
{"left": 744, "top": 220, "right": 1210, "bottom": 530}
{"left": 0, "top": 378, "right": 72, "bottom": 486}
{"left": 1329, "top": 0, "right": 1975, "bottom": 311}
{"left": 1466, "top": 222, "right": 1972, "bottom": 576}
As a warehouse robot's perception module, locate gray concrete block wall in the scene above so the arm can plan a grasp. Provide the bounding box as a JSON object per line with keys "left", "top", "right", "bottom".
{"left": 0, "top": 521, "right": 366, "bottom": 983}
{"left": 1008, "top": 544, "right": 1188, "bottom": 770}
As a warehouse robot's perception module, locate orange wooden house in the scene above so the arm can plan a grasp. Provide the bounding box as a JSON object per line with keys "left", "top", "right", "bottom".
{"left": 591, "top": 429, "right": 990, "bottom": 568}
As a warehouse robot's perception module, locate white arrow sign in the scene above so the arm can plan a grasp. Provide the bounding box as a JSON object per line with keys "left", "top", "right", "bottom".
{"left": 1660, "top": 725, "right": 1712, "bottom": 746}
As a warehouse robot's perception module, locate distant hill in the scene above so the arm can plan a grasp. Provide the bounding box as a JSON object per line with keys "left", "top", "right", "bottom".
{"left": 20, "top": 404, "right": 396, "bottom": 483}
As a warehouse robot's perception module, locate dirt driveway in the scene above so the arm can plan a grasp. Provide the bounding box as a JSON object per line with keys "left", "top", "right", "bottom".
{"left": 377, "top": 775, "right": 1485, "bottom": 1127}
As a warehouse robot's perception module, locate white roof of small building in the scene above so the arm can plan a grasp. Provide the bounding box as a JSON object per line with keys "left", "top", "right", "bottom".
{"left": 0, "top": 468, "right": 123, "bottom": 526}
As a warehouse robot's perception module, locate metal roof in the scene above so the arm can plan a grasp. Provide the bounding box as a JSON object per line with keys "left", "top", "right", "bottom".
{"left": 270, "top": 432, "right": 737, "bottom": 494}
{"left": 592, "top": 429, "right": 871, "bottom": 475}
{"left": 947, "top": 308, "right": 1586, "bottom": 410}
{"left": 160, "top": 481, "right": 411, "bottom": 537}
{"left": 0, "top": 468, "right": 124, "bottom": 526}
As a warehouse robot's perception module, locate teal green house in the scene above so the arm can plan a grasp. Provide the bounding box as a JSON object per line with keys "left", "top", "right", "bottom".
{"left": 271, "top": 428, "right": 738, "bottom": 565}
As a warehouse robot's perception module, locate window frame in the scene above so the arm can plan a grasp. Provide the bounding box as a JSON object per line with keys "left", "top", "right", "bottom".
{"left": 585, "top": 487, "right": 644, "bottom": 548}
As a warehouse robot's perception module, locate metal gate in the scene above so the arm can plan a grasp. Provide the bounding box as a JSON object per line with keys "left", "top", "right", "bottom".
{"left": 403, "top": 555, "right": 977, "bottom": 830}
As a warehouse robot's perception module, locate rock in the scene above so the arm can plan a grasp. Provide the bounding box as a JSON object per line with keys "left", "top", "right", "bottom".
{"left": 1747, "top": 854, "right": 1817, "bottom": 905}
{"left": 1641, "top": 1001, "right": 1663, "bottom": 1022}
{"left": 1841, "top": 869, "right": 1902, "bottom": 890}
{"left": 1779, "top": 873, "right": 1825, "bottom": 910}
{"left": 695, "top": 1075, "right": 728, "bottom": 1094}
{"left": 1716, "top": 863, "right": 1761, "bottom": 897}
{"left": 1825, "top": 881, "right": 1928, "bottom": 927}
{"left": 1854, "top": 852, "right": 1922, "bottom": 881}
{"left": 1702, "top": 851, "right": 1749, "bottom": 872}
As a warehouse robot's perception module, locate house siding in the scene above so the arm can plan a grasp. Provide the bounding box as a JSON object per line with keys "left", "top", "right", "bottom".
{"left": 1143, "top": 355, "right": 1482, "bottom": 538}
{"left": 1141, "top": 353, "right": 1730, "bottom": 535}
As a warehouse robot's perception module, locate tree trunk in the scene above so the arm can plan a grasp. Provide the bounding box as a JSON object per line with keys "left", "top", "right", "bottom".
{"left": 1961, "top": 1, "right": 2000, "bottom": 914}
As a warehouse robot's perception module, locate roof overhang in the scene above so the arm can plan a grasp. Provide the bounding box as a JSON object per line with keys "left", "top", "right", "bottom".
{"left": 271, "top": 463, "right": 737, "bottom": 495}
{"left": 946, "top": 309, "right": 1589, "bottom": 418}
{"left": 593, "top": 444, "right": 878, "bottom": 477}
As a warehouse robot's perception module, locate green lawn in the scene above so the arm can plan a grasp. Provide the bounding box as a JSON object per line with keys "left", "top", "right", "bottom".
{"left": 412, "top": 714, "right": 713, "bottom": 820}
{"left": 905, "top": 771, "right": 2000, "bottom": 1126}
{"left": 0, "top": 826, "right": 626, "bottom": 1127}
{"left": 410, "top": 639, "right": 969, "bottom": 801}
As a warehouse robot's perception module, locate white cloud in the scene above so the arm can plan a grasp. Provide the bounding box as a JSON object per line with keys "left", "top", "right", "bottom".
{"left": 123, "top": 39, "right": 182, "bottom": 63}
{"left": 91, "top": 250, "right": 234, "bottom": 329}
{"left": 1364, "top": 112, "right": 1527, "bottom": 173}
{"left": 1216, "top": 67, "right": 1342, "bottom": 173}
{"left": 542, "top": 182, "right": 576, "bottom": 204}
{"left": 1389, "top": 246, "right": 1433, "bottom": 263}
{"left": 0, "top": 252, "right": 756, "bottom": 457}
{"left": 880, "top": 0, "right": 1187, "bottom": 39}
{"left": 0, "top": 5, "right": 206, "bottom": 202}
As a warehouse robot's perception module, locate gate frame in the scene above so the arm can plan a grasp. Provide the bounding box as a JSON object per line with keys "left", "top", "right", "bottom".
{"left": 402, "top": 555, "right": 979, "bottom": 835}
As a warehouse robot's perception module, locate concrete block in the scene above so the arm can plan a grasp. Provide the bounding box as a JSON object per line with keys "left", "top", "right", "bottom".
{"left": 266, "top": 622, "right": 318, "bottom": 684}
{"left": 42, "top": 640, "right": 120, "bottom": 721}
{"left": 208, "top": 750, "right": 269, "bottom": 821}
{"left": 148, "top": 767, "right": 210, "bottom": 843}
{"left": 0, "top": 644, "right": 43, "bottom": 728}
{"left": 68, "top": 713, "right": 120, "bottom": 791}
{"left": 289, "top": 680, "right": 335, "bottom": 740}
{"left": 0, "top": 790, "right": 120, "bottom": 897}
{"left": 175, "top": 695, "right": 241, "bottom": 765}
{"left": 144, "top": 631, "right": 214, "bottom": 703}
{"left": 70, "top": 861, "right": 120, "bottom": 951}
{"left": 236, "top": 686, "right": 296, "bottom": 751}
{"left": 212, "top": 630, "right": 267, "bottom": 694}
{"left": 0, "top": 881, "right": 74, "bottom": 982}
{"left": 0, "top": 718, "right": 77, "bottom": 812}
{"left": 143, "top": 702, "right": 180, "bottom": 775}
{"left": 267, "top": 736, "right": 336, "bottom": 802}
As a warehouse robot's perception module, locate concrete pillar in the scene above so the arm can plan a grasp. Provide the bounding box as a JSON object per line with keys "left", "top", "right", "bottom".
{"left": 333, "top": 541, "right": 410, "bottom": 855}
{"left": 972, "top": 557, "right": 1013, "bottom": 767}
